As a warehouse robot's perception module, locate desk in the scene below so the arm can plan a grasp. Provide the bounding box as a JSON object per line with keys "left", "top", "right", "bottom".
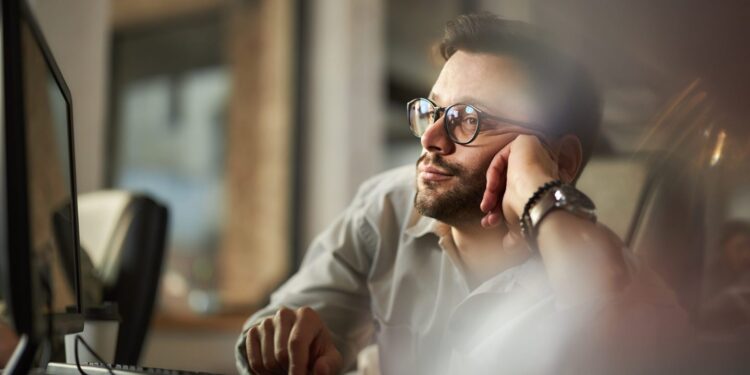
{"left": 140, "top": 312, "right": 251, "bottom": 374}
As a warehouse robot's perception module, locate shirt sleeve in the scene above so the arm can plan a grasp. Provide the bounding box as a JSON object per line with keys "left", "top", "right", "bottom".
{"left": 444, "top": 247, "right": 691, "bottom": 374}
{"left": 567, "top": 253, "right": 692, "bottom": 373}
{"left": 235, "top": 183, "right": 380, "bottom": 374}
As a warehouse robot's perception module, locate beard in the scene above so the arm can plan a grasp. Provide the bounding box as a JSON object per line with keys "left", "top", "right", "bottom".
{"left": 414, "top": 153, "right": 491, "bottom": 224}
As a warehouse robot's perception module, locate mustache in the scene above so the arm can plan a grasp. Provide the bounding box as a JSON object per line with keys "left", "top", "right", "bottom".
{"left": 417, "top": 153, "right": 463, "bottom": 176}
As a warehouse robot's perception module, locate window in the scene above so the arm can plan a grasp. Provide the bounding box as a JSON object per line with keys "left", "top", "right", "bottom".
{"left": 110, "top": 13, "right": 229, "bottom": 313}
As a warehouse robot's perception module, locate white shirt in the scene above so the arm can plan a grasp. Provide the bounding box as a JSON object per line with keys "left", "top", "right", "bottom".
{"left": 235, "top": 166, "right": 688, "bottom": 374}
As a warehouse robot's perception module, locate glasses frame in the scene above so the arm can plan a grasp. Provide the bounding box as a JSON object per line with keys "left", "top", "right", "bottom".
{"left": 407, "top": 97, "right": 540, "bottom": 145}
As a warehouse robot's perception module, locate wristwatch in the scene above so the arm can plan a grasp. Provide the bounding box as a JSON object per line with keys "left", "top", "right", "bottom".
{"left": 521, "top": 184, "right": 597, "bottom": 250}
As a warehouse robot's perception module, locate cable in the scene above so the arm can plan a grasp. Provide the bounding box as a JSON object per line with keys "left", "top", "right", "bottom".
{"left": 73, "top": 335, "right": 115, "bottom": 375}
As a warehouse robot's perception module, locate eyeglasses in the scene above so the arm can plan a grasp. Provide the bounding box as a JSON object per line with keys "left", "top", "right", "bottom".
{"left": 406, "top": 97, "right": 539, "bottom": 145}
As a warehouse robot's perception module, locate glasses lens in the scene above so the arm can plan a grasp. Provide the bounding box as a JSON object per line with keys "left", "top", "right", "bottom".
{"left": 445, "top": 105, "right": 479, "bottom": 144}
{"left": 408, "top": 99, "right": 435, "bottom": 137}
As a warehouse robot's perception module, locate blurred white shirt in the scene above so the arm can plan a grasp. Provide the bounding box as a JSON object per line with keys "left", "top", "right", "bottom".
{"left": 235, "top": 166, "right": 688, "bottom": 375}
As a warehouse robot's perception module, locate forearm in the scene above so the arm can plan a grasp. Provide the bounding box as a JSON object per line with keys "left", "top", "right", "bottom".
{"left": 536, "top": 210, "right": 630, "bottom": 306}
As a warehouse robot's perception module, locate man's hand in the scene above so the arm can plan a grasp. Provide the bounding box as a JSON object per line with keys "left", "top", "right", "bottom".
{"left": 481, "top": 135, "right": 629, "bottom": 302}
{"left": 480, "top": 134, "right": 559, "bottom": 231}
{"left": 245, "top": 306, "right": 342, "bottom": 375}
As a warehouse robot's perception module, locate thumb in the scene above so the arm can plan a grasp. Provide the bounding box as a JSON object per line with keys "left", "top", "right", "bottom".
{"left": 312, "top": 347, "right": 342, "bottom": 375}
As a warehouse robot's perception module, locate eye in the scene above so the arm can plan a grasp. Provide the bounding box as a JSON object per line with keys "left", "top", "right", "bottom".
{"left": 463, "top": 116, "right": 478, "bottom": 126}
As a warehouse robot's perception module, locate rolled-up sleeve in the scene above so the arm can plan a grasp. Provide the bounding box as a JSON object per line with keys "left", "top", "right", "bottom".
{"left": 235, "top": 182, "right": 380, "bottom": 374}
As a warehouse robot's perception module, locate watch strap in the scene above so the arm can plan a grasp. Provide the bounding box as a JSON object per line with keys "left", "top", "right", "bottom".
{"left": 520, "top": 182, "right": 596, "bottom": 252}
{"left": 520, "top": 180, "right": 562, "bottom": 250}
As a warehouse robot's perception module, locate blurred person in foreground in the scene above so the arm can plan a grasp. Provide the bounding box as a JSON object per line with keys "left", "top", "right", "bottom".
{"left": 701, "top": 220, "right": 750, "bottom": 333}
{"left": 236, "top": 13, "right": 688, "bottom": 375}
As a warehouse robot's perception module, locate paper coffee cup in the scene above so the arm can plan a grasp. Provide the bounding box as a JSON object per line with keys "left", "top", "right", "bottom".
{"left": 65, "top": 303, "right": 120, "bottom": 365}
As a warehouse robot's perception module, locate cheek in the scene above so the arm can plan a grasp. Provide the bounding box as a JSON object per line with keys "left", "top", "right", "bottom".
{"left": 445, "top": 134, "right": 514, "bottom": 177}
{"left": 462, "top": 147, "right": 504, "bottom": 174}
{"left": 449, "top": 153, "right": 499, "bottom": 187}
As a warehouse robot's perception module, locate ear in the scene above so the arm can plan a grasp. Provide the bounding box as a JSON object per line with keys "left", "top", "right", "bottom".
{"left": 555, "top": 135, "right": 583, "bottom": 184}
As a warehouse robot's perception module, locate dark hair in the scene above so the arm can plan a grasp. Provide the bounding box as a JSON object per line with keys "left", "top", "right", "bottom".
{"left": 439, "top": 13, "right": 602, "bottom": 177}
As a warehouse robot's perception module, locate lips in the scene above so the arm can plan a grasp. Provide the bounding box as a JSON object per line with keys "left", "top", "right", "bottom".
{"left": 418, "top": 164, "right": 453, "bottom": 182}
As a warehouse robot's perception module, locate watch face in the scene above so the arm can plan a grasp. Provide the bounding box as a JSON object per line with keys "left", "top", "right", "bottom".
{"left": 555, "top": 185, "right": 596, "bottom": 211}
{"left": 527, "top": 184, "right": 597, "bottom": 239}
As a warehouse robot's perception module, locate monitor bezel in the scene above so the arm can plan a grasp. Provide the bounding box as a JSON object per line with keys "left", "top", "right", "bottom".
{"left": 20, "top": 0, "right": 84, "bottom": 319}
{"left": 2, "top": 0, "right": 84, "bottom": 371}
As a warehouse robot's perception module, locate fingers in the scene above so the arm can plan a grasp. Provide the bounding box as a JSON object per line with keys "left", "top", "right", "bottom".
{"left": 289, "top": 307, "right": 322, "bottom": 375}
{"left": 259, "top": 319, "right": 282, "bottom": 372}
{"left": 481, "top": 145, "right": 511, "bottom": 214}
{"left": 246, "top": 326, "right": 265, "bottom": 374}
{"left": 245, "top": 307, "right": 298, "bottom": 374}
{"left": 273, "top": 307, "right": 295, "bottom": 366}
{"left": 481, "top": 142, "right": 513, "bottom": 229}
{"left": 247, "top": 306, "right": 339, "bottom": 375}
{"left": 481, "top": 209, "right": 503, "bottom": 228}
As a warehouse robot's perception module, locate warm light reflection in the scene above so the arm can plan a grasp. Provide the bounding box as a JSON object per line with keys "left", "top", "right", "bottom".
{"left": 710, "top": 129, "right": 727, "bottom": 167}
{"left": 635, "top": 79, "right": 711, "bottom": 159}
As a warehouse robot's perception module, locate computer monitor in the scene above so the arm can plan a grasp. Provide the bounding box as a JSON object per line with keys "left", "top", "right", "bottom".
{"left": 1, "top": 0, "right": 84, "bottom": 372}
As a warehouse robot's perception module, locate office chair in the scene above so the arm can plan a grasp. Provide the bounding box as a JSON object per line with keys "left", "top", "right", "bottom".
{"left": 578, "top": 154, "right": 707, "bottom": 316}
{"left": 77, "top": 191, "right": 169, "bottom": 365}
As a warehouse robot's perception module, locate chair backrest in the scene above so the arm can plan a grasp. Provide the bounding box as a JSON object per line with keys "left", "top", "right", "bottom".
{"left": 77, "top": 191, "right": 169, "bottom": 365}
{"left": 578, "top": 154, "right": 706, "bottom": 315}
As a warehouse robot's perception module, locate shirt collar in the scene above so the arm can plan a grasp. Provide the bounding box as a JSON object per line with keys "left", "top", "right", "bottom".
{"left": 405, "top": 209, "right": 550, "bottom": 295}
{"left": 404, "top": 209, "right": 441, "bottom": 238}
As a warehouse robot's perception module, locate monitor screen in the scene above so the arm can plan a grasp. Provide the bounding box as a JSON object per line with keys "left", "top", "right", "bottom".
{"left": 20, "top": 11, "right": 79, "bottom": 316}
{"left": 0, "top": 0, "right": 5, "bottom": 303}
{"left": 2, "top": 1, "right": 83, "bottom": 371}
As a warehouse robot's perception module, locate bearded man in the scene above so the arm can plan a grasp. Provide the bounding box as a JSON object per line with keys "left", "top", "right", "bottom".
{"left": 236, "top": 13, "right": 687, "bottom": 375}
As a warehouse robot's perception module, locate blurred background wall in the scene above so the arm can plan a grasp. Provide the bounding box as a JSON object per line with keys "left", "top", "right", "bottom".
{"left": 24, "top": 0, "right": 750, "bottom": 372}
{"left": 31, "top": 0, "right": 110, "bottom": 193}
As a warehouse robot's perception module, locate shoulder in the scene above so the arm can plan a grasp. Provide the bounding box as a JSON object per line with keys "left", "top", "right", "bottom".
{"left": 347, "top": 165, "right": 418, "bottom": 239}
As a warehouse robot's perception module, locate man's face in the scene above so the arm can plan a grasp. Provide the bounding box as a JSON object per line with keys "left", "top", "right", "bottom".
{"left": 414, "top": 51, "right": 542, "bottom": 224}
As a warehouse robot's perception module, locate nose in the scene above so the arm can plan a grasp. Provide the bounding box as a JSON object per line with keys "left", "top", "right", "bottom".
{"left": 420, "top": 116, "right": 455, "bottom": 155}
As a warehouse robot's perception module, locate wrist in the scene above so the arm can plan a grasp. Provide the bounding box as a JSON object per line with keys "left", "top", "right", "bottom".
{"left": 513, "top": 171, "right": 558, "bottom": 215}
{"left": 520, "top": 183, "right": 597, "bottom": 252}
{"left": 519, "top": 180, "right": 563, "bottom": 250}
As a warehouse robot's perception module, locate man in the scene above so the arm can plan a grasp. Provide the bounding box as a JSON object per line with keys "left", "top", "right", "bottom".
{"left": 701, "top": 221, "right": 750, "bottom": 332}
{"left": 236, "top": 13, "right": 686, "bottom": 374}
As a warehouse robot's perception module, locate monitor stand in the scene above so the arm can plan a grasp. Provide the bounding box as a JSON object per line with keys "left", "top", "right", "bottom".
{"left": 4, "top": 335, "right": 38, "bottom": 375}
{"left": 3, "top": 314, "right": 83, "bottom": 374}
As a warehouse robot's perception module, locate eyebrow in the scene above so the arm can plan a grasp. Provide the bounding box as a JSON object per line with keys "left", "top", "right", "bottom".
{"left": 428, "top": 92, "right": 498, "bottom": 115}
{"left": 453, "top": 96, "right": 494, "bottom": 112}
